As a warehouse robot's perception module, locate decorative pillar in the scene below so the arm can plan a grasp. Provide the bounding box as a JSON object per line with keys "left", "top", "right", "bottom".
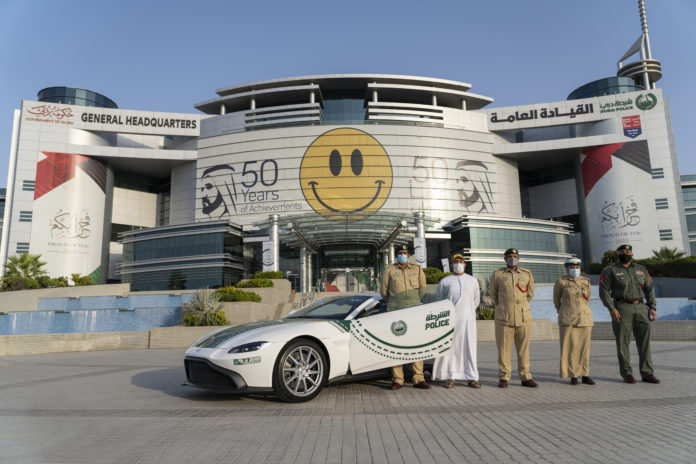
{"left": 269, "top": 214, "right": 280, "bottom": 272}
{"left": 413, "top": 211, "right": 427, "bottom": 267}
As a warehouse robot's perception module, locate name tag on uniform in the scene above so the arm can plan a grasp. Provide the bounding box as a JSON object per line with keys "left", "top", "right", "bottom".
{"left": 616, "top": 272, "right": 624, "bottom": 276}
{"left": 636, "top": 271, "right": 644, "bottom": 275}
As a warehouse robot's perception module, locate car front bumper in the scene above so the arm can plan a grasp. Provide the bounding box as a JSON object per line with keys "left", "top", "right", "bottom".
{"left": 184, "top": 357, "right": 273, "bottom": 393}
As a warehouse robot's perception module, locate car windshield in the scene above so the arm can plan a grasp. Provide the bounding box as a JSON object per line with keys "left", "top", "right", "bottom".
{"left": 285, "top": 295, "right": 374, "bottom": 320}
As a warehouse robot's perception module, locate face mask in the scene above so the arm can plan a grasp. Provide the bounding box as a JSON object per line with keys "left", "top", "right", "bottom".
{"left": 505, "top": 257, "right": 519, "bottom": 267}
{"left": 618, "top": 254, "right": 632, "bottom": 264}
{"left": 568, "top": 268, "right": 580, "bottom": 278}
{"left": 453, "top": 263, "right": 465, "bottom": 274}
{"left": 397, "top": 254, "right": 408, "bottom": 264}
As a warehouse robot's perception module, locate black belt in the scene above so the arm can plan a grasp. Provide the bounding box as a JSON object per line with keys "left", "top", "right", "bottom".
{"left": 615, "top": 298, "right": 643, "bottom": 304}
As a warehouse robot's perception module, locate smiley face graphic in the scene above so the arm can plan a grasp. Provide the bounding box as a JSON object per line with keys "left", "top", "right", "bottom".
{"left": 300, "top": 128, "right": 392, "bottom": 218}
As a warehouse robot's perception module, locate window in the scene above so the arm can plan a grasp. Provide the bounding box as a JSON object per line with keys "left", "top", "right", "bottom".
{"left": 19, "top": 211, "right": 32, "bottom": 222}
{"left": 651, "top": 168, "right": 664, "bottom": 179}
{"left": 22, "top": 180, "right": 35, "bottom": 191}
{"left": 659, "top": 229, "right": 673, "bottom": 241}
{"left": 655, "top": 198, "right": 669, "bottom": 210}
{"left": 16, "top": 242, "right": 29, "bottom": 253}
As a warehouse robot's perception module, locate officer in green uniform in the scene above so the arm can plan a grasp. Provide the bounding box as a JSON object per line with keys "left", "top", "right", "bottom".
{"left": 599, "top": 244, "right": 660, "bottom": 384}
{"left": 381, "top": 245, "right": 430, "bottom": 390}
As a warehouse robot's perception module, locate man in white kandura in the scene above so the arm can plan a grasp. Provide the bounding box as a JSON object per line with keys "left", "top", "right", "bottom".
{"left": 432, "top": 254, "right": 482, "bottom": 389}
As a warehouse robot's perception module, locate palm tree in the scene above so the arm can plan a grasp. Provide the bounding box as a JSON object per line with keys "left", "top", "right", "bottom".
{"left": 650, "top": 247, "right": 685, "bottom": 261}
{"left": 3, "top": 253, "right": 47, "bottom": 279}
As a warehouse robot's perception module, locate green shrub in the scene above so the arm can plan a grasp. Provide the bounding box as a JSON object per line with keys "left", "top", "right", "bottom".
{"left": 36, "top": 276, "right": 69, "bottom": 288}
{"left": 586, "top": 263, "right": 604, "bottom": 275}
{"left": 181, "top": 289, "right": 229, "bottom": 326}
{"left": 601, "top": 250, "right": 618, "bottom": 266}
{"left": 423, "top": 267, "right": 450, "bottom": 284}
{"left": 71, "top": 273, "right": 96, "bottom": 286}
{"left": 634, "top": 256, "right": 696, "bottom": 278}
{"left": 215, "top": 286, "right": 262, "bottom": 303}
{"left": 235, "top": 278, "right": 273, "bottom": 288}
{"left": 477, "top": 278, "right": 495, "bottom": 320}
{"left": 254, "top": 271, "right": 283, "bottom": 279}
{"left": 181, "top": 310, "right": 228, "bottom": 327}
{"left": 1, "top": 275, "right": 40, "bottom": 291}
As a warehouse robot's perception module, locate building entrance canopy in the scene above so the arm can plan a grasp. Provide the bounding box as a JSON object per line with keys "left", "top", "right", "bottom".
{"left": 255, "top": 212, "right": 441, "bottom": 252}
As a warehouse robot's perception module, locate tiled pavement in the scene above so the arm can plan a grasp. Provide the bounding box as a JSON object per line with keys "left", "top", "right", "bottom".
{"left": 0, "top": 340, "right": 694, "bottom": 463}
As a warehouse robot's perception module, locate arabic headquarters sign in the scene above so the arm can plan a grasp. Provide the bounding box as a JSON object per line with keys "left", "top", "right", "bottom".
{"left": 29, "top": 152, "right": 107, "bottom": 280}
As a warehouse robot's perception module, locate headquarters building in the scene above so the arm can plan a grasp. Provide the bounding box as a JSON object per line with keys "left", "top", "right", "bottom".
{"left": 1, "top": 7, "right": 690, "bottom": 292}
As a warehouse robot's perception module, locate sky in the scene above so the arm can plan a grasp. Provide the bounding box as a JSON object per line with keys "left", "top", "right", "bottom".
{"left": 1, "top": 0, "right": 695, "bottom": 188}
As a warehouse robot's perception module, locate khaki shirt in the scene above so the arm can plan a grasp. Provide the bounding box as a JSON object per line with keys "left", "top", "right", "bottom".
{"left": 381, "top": 263, "right": 427, "bottom": 310}
{"left": 599, "top": 262, "right": 656, "bottom": 311}
{"left": 489, "top": 266, "right": 535, "bottom": 326}
{"left": 553, "top": 275, "right": 594, "bottom": 327}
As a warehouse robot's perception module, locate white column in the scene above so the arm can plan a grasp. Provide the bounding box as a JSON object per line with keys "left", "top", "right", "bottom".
{"left": 307, "top": 252, "right": 313, "bottom": 291}
{"left": 413, "top": 211, "right": 427, "bottom": 267}
{"left": 432, "top": 95, "right": 437, "bottom": 106}
{"left": 220, "top": 104, "right": 226, "bottom": 115}
{"left": 300, "top": 247, "right": 307, "bottom": 293}
{"left": 269, "top": 214, "right": 280, "bottom": 272}
{"left": 461, "top": 99, "right": 467, "bottom": 110}
{"left": 372, "top": 89, "right": 378, "bottom": 103}
{"left": 250, "top": 98, "right": 256, "bottom": 110}
{"left": 310, "top": 91, "right": 315, "bottom": 104}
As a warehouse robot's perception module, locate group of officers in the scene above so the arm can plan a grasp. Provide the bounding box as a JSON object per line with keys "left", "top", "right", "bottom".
{"left": 381, "top": 243, "right": 661, "bottom": 389}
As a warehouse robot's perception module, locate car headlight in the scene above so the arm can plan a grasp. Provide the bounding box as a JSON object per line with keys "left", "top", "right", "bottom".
{"left": 228, "top": 341, "right": 270, "bottom": 354}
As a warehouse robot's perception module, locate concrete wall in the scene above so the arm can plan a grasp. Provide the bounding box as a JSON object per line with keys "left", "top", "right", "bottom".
{"left": 1, "top": 284, "right": 131, "bottom": 312}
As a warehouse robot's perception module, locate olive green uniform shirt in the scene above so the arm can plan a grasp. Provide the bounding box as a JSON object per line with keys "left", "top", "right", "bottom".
{"left": 599, "top": 262, "right": 656, "bottom": 311}
{"left": 553, "top": 275, "right": 594, "bottom": 327}
{"left": 489, "top": 267, "right": 535, "bottom": 326}
{"left": 381, "top": 262, "right": 427, "bottom": 310}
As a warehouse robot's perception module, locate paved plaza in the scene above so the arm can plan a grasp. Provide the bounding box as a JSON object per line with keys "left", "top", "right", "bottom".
{"left": 1, "top": 340, "right": 694, "bottom": 464}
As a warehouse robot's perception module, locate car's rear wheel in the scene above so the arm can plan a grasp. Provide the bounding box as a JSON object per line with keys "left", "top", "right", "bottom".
{"left": 273, "top": 339, "right": 327, "bottom": 402}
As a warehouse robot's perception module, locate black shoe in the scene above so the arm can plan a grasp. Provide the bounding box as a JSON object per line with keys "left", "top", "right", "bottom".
{"left": 623, "top": 375, "right": 637, "bottom": 384}
{"left": 413, "top": 381, "right": 431, "bottom": 390}
{"left": 521, "top": 379, "right": 538, "bottom": 388}
{"left": 642, "top": 374, "right": 661, "bottom": 384}
{"left": 570, "top": 377, "right": 578, "bottom": 385}
{"left": 498, "top": 379, "right": 508, "bottom": 388}
{"left": 582, "top": 376, "right": 595, "bottom": 385}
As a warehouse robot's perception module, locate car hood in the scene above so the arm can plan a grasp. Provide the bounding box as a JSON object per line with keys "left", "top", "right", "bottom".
{"left": 190, "top": 318, "right": 331, "bottom": 349}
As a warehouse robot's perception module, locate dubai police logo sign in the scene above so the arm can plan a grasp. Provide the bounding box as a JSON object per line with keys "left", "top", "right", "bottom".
{"left": 300, "top": 128, "right": 392, "bottom": 218}
{"left": 622, "top": 116, "right": 642, "bottom": 139}
{"left": 635, "top": 93, "right": 657, "bottom": 111}
{"left": 391, "top": 320, "right": 407, "bottom": 336}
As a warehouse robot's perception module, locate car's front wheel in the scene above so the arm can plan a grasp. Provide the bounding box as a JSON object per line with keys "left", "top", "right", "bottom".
{"left": 273, "top": 339, "right": 327, "bottom": 402}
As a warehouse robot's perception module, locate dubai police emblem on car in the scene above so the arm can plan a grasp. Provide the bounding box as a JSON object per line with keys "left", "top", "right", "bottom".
{"left": 391, "top": 320, "right": 407, "bottom": 336}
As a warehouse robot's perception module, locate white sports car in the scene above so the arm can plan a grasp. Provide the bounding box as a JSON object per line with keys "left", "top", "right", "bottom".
{"left": 184, "top": 293, "right": 455, "bottom": 402}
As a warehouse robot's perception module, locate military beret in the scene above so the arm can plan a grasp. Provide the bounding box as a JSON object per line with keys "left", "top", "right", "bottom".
{"left": 504, "top": 248, "right": 518, "bottom": 256}
{"left": 452, "top": 253, "right": 465, "bottom": 261}
{"left": 616, "top": 244, "right": 632, "bottom": 251}
{"left": 564, "top": 257, "right": 582, "bottom": 268}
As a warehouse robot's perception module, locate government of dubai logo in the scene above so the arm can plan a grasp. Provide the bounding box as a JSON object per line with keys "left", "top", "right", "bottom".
{"left": 391, "top": 320, "right": 407, "bottom": 336}
{"left": 635, "top": 93, "right": 657, "bottom": 111}
{"left": 299, "top": 128, "right": 392, "bottom": 219}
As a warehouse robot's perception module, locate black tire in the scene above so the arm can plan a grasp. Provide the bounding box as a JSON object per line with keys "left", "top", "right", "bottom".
{"left": 273, "top": 339, "right": 328, "bottom": 403}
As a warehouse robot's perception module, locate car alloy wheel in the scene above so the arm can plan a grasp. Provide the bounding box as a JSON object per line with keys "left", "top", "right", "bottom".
{"left": 274, "top": 339, "right": 327, "bottom": 402}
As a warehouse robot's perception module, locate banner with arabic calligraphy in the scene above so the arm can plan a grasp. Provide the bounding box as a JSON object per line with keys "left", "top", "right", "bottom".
{"left": 580, "top": 141, "right": 659, "bottom": 263}
{"left": 29, "top": 152, "right": 106, "bottom": 281}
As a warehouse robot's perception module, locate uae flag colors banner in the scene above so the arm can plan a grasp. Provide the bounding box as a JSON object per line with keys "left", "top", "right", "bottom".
{"left": 580, "top": 141, "right": 659, "bottom": 263}
{"left": 29, "top": 152, "right": 107, "bottom": 281}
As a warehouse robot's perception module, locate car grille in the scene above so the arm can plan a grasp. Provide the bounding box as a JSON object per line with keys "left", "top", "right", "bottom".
{"left": 185, "top": 358, "right": 239, "bottom": 390}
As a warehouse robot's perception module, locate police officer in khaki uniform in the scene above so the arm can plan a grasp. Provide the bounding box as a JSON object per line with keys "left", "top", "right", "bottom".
{"left": 489, "top": 248, "right": 537, "bottom": 388}
{"left": 553, "top": 257, "right": 595, "bottom": 385}
{"left": 381, "top": 245, "right": 430, "bottom": 390}
{"left": 599, "top": 244, "right": 660, "bottom": 384}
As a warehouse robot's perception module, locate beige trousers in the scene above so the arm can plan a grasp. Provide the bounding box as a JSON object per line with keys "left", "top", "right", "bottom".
{"left": 559, "top": 325, "right": 592, "bottom": 378}
{"left": 495, "top": 320, "right": 532, "bottom": 381}
{"left": 391, "top": 361, "right": 425, "bottom": 385}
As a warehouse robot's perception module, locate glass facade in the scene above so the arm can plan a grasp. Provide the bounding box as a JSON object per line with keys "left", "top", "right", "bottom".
{"left": 448, "top": 216, "right": 572, "bottom": 283}
{"left": 120, "top": 222, "right": 245, "bottom": 291}
{"left": 567, "top": 77, "right": 643, "bottom": 100}
{"left": 682, "top": 175, "right": 696, "bottom": 255}
{"left": 38, "top": 87, "right": 117, "bottom": 109}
